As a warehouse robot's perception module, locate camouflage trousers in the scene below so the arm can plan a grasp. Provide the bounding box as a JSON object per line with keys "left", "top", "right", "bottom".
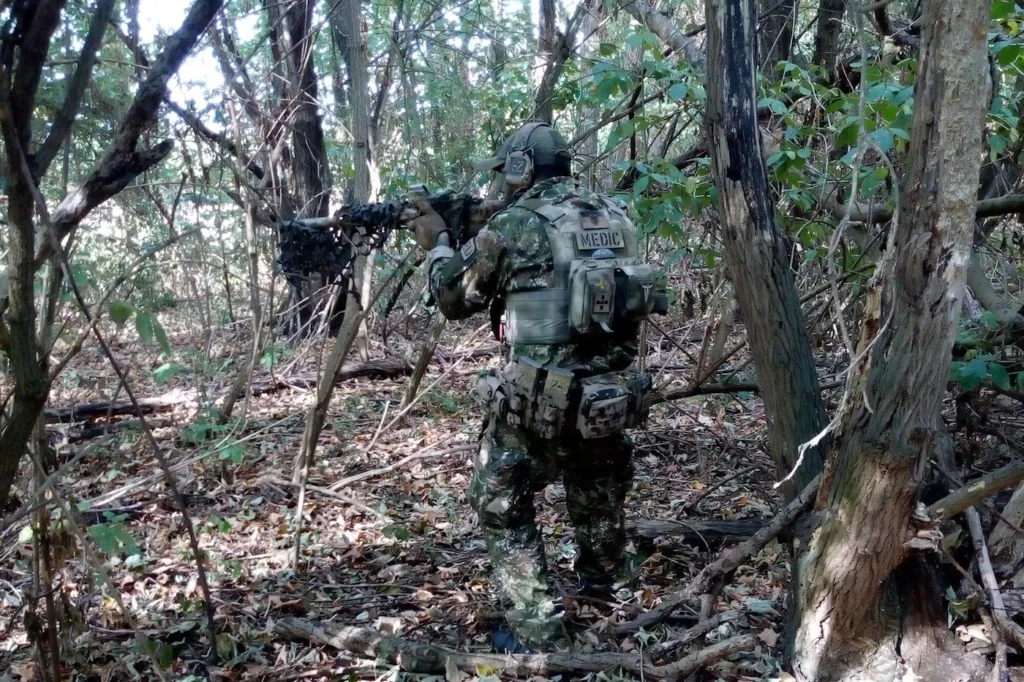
{"left": 469, "top": 416, "right": 634, "bottom": 649}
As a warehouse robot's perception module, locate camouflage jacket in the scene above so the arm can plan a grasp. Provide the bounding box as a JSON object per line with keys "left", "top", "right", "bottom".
{"left": 427, "top": 177, "right": 638, "bottom": 374}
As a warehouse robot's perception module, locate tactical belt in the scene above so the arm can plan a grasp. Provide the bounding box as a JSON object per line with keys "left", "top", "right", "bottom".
{"left": 476, "top": 357, "right": 653, "bottom": 440}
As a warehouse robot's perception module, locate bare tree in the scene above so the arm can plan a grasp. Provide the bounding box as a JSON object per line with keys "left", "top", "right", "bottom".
{"left": 0, "top": 0, "right": 224, "bottom": 511}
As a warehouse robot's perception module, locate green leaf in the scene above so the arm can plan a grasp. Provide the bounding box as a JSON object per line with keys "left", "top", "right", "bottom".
{"left": 633, "top": 174, "right": 651, "bottom": 195}
{"left": 153, "top": 318, "right": 172, "bottom": 356}
{"left": 135, "top": 312, "right": 154, "bottom": 346}
{"left": 867, "top": 128, "right": 894, "bottom": 153}
{"left": 668, "top": 82, "right": 688, "bottom": 101}
{"left": 989, "top": 362, "right": 1011, "bottom": 391}
{"left": 837, "top": 124, "right": 858, "bottom": 148}
{"left": 153, "top": 362, "right": 181, "bottom": 385}
{"left": 955, "top": 358, "right": 987, "bottom": 391}
{"left": 1017, "top": 371, "right": 1024, "bottom": 391}
{"left": 757, "top": 97, "right": 786, "bottom": 114}
{"left": 981, "top": 310, "right": 1000, "bottom": 329}
{"left": 220, "top": 442, "right": 245, "bottom": 464}
{"left": 383, "top": 524, "right": 411, "bottom": 541}
{"left": 993, "top": 0, "right": 1016, "bottom": 21}
{"left": 109, "top": 301, "right": 135, "bottom": 326}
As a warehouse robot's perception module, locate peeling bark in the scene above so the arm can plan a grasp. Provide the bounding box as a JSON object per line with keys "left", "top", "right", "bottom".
{"left": 705, "top": 0, "right": 828, "bottom": 501}
{"left": 789, "top": 0, "right": 992, "bottom": 678}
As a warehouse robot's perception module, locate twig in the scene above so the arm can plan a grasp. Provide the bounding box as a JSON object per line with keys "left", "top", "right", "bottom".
{"left": 4, "top": 124, "right": 219, "bottom": 661}
{"left": 273, "top": 617, "right": 753, "bottom": 679}
{"left": 648, "top": 610, "right": 741, "bottom": 661}
{"left": 263, "top": 475, "right": 385, "bottom": 518}
{"left": 682, "top": 466, "right": 757, "bottom": 512}
{"left": 615, "top": 474, "right": 820, "bottom": 634}
{"left": 328, "top": 444, "right": 475, "bottom": 491}
{"left": 966, "top": 507, "right": 1024, "bottom": 653}
{"left": 647, "top": 317, "right": 702, "bottom": 368}
{"left": 359, "top": 329, "right": 488, "bottom": 454}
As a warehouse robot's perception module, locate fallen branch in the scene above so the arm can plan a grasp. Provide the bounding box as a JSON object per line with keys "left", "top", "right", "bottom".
{"left": 616, "top": 474, "right": 820, "bottom": 634}
{"left": 263, "top": 475, "right": 385, "bottom": 518}
{"left": 328, "top": 444, "right": 476, "bottom": 491}
{"left": 273, "top": 617, "right": 753, "bottom": 679}
{"left": 44, "top": 389, "right": 194, "bottom": 422}
{"left": 648, "top": 610, "right": 741, "bottom": 662}
{"left": 927, "top": 460, "right": 1024, "bottom": 521}
{"left": 966, "top": 507, "right": 1024, "bottom": 653}
{"left": 44, "top": 360, "right": 413, "bottom": 424}
{"left": 629, "top": 518, "right": 764, "bottom": 546}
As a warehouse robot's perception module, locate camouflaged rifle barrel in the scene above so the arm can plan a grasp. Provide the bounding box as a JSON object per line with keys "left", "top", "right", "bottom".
{"left": 277, "top": 190, "right": 507, "bottom": 280}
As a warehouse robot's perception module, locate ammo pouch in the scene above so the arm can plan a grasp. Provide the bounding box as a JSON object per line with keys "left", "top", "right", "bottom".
{"left": 477, "top": 358, "right": 652, "bottom": 440}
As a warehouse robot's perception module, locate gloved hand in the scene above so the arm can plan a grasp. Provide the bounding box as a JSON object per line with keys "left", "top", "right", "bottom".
{"left": 407, "top": 193, "right": 449, "bottom": 250}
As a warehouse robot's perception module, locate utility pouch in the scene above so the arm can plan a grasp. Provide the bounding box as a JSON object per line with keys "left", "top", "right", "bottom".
{"left": 575, "top": 371, "right": 654, "bottom": 439}
{"left": 505, "top": 356, "right": 543, "bottom": 430}
{"left": 614, "top": 264, "right": 658, "bottom": 322}
{"left": 476, "top": 368, "right": 508, "bottom": 420}
{"left": 569, "top": 260, "right": 617, "bottom": 335}
{"left": 534, "top": 367, "right": 574, "bottom": 439}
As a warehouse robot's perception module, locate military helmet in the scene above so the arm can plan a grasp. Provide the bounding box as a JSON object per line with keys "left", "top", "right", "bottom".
{"left": 474, "top": 122, "right": 572, "bottom": 174}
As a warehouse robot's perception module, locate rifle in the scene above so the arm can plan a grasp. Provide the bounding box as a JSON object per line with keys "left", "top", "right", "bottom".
{"left": 277, "top": 187, "right": 507, "bottom": 282}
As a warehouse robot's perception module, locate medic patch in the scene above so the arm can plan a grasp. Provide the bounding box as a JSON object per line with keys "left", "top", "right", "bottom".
{"left": 460, "top": 238, "right": 477, "bottom": 260}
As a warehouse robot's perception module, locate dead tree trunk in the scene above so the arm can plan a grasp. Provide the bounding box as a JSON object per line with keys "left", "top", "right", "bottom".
{"left": 788, "top": 1, "right": 992, "bottom": 679}
{"left": 705, "top": 0, "right": 828, "bottom": 502}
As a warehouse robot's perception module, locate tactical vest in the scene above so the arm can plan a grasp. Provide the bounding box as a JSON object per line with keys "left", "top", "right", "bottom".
{"left": 478, "top": 191, "right": 665, "bottom": 440}
{"left": 503, "top": 194, "right": 662, "bottom": 346}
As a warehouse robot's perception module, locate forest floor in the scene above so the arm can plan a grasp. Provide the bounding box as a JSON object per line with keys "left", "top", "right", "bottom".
{"left": 1, "top": 305, "right": 1019, "bottom": 681}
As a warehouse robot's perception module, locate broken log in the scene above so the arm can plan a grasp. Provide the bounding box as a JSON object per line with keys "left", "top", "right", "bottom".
{"left": 273, "top": 617, "right": 753, "bottom": 679}
{"left": 250, "top": 359, "right": 413, "bottom": 395}
{"left": 44, "top": 361, "right": 413, "bottom": 425}
{"left": 45, "top": 390, "right": 193, "bottom": 423}
{"left": 629, "top": 518, "right": 764, "bottom": 546}
{"left": 927, "top": 460, "right": 1024, "bottom": 521}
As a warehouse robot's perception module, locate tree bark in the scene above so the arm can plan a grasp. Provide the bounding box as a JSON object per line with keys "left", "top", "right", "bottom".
{"left": 789, "top": 1, "right": 992, "bottom": 679}
{"left": 705, "top": 0, "right": 828, "bottom": 502}
{"left": 812, "top": 0, "right": 846, "bottom": 74}
{"left": 760, "top": 0, "right": 795, "bottom": 71}
{"left": 330, "top": 0, "right": 378, "bottom": 202}
{"left": 535, "top": 0, "right": 557, "bottom": 123}
{"left": 269, "top": 0, "right": 332, "bottom": 219}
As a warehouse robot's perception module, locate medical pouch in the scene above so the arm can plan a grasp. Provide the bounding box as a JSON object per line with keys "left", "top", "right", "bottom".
{"left": 568, "top": 260, "right": 617, "bottom": 335}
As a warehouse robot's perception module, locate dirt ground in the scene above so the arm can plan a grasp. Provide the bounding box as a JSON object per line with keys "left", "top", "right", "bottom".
{"left": 1, "top": 303, "right": 1016, "bottom": 681}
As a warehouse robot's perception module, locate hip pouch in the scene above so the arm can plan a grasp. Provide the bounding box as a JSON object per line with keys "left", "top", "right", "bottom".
{"left": 576, "top": 371, "right": 653, "bottom": 439}
{"left": 477, "top": 358, "right": 653, "bottom": 440}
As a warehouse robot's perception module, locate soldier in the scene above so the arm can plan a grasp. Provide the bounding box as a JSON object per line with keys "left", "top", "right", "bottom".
{"left": 410, "top": 122, "right": 666, "bottom": 653}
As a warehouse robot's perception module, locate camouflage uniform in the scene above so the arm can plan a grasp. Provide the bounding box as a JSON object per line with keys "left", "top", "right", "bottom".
{"left": 428, "top": 177, "right": 637, "bottom": 648}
